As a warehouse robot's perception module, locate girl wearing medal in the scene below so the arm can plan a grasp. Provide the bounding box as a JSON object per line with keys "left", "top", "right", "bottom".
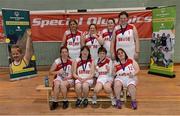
{"left": 113, "top": 48, "right": 140, "bottom": 110}
{"left": 81, "top": 23, "right": 103, "bottom": 60}
{"left": 92, "top": 46, "right": 116, "bottom": 105}
{"left": 49, "top": 46, "right": 73, "bottom": 110}
{"left": 73, "top": 46, "right": 95, "bottom": 107}
{"left": 110, "top": 11, "right": 140, "bottom": 60}
{"left": 62, "top": 19, "right": 82, "bottom": 60}
{"left": 101, "top": 18, "right": 116, "bottom": 58}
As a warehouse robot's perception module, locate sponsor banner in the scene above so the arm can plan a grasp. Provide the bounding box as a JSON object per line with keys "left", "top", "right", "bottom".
{"left": 2, "top": 8, "right": 37, "bottom": 80}
{"left": 0, "top": 10, "right": 152, "bottom": 41}
{"left": 148, "top": 6, "right": 176, "bottom": 77}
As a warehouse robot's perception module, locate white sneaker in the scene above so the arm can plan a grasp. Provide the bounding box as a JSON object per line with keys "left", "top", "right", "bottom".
{"left": 111, "top": 97, "right": 116, "bottom": 106}
{"left": 92, "top": 95, "right": 97, "bottom": 104}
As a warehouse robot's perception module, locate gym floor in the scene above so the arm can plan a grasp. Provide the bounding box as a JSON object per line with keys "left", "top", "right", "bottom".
{"left": 0, "top": 66, "right": 180, "bottom": 115}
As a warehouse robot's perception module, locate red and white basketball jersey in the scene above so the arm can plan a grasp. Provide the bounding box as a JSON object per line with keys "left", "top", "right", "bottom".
{"left": 95, "top": 57, "right": 112, "bottom": 78}
{"left": 114, "top": 24, "right": 135, "bottom": 59}
{"left": 76, "top": 58, "right": 93, "bottom": 79}
{"left": 84, "top": 34, "right": 100, "bottom": 60}
{"left": 101, "top": 28, "right": 113, "bottom": 57}
{"left": 65, "top": 30, "right": 82, "bottom": 59}
{"left": 54, "top": 58, "right": 73, "bottom": 78}
{"left": 114, "top": 59, "right": 135, "bottom": 78}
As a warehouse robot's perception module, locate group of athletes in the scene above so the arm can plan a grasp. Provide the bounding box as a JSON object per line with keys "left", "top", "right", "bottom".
{"left": 49, "top": 11, "right": 140, "bottom": 110}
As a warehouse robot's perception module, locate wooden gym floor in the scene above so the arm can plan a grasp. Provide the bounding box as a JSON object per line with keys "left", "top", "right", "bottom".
{"left": 0, "top": 66, "right": 180, "bottom": 115}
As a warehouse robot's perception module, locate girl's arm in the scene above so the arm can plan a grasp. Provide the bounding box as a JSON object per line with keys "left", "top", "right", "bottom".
{"left": 110, "top": 30, "right": 116, "bottom": 60}
{"left": 24, "top": 29, "right": 33, "bottom": 65}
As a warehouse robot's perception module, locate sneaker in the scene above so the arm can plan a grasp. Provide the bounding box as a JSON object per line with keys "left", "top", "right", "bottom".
{"left": 82, "top": 98, "right": 88, "bottom": 107}
{"left": 116, "top": 99, "right": 122, "bottom": 109}
{"left": 62, "top": 100, "right": 69, "bottom": 109}
{"left": 50, "top": 101, "right": 58, "bottom": 110}
{"left": 131, "top": 101, "right": 137, "bottom": 110}
{"left": 92, "top": 95, "right": 97, "bottom": 104}
{"left": 111, "top": 97, "right": 116, "bottom": 106}
{"left": 75, "top": 99, "right": 82, "bottom": 107}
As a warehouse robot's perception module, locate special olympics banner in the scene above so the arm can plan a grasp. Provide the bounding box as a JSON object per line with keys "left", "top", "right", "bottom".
{"left": 0, "top": 10, "right": 152, "bottom": 41}
{"left": 148, "top": 6, "right": 176, "bottom": 77}
{"left": 2, "top": 8, "right": 37, "bottom": 80}
{"left": 30, "top": 10, "right": 152, "bottom": 41}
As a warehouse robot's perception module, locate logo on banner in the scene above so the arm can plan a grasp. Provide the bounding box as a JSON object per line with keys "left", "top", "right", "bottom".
{"left": 14, "top": 11, "right": 20, "bottom": 17}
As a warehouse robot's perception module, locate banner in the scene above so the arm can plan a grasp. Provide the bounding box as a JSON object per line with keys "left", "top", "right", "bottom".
{"left": 2, "top": 8, "right": 37, "bottom": 80}
{"left": 0, "top": 10, "right": 152, "bottom": 41}
{"left": 31, "top": 11, "right": 152, "bottom": 41}
{"left": 148, "top": 6, "right": 176, "bottom": 77}
{"left": 0, "top": 16, "right": 3, "bottom": 41}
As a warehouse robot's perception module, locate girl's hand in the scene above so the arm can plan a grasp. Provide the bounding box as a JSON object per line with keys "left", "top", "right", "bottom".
{"left": 129, "top": 72, "right": 134, "bottom": 78}
{"left": 26, "top": 29, "right": 31, "bottom": 36}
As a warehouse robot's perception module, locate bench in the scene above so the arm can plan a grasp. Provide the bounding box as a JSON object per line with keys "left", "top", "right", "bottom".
{"left": 36, "top": 84, "right": 128, "bottom": 108}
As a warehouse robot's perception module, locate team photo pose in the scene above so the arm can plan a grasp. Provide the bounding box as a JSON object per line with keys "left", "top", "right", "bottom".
{"left": 73, "top": 46, "right": 95, "bottom": 107}
{"left": 49, "top": 46, "right": 73, "bottom": 110}
{"left": 101, "top": 18, "right": 116, "bottom": 58}
{"left": 113, "top": 48, "right": 140, "bottom": 110}
{"left": 111, "top": 11, "right": 140, "bottom": 60}
{"left": 81, "top": 24, "right": 102, "bottom": 60}
{"left": 92, "top": 46, "right": 115, "bottom": 106}
{"left": 62, "top": 19, "right": 82, "bottom": 59}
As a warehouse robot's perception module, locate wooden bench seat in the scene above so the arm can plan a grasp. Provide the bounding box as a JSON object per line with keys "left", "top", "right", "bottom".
{"left": 36, "top": 84, "right": 127, "bottom": 103}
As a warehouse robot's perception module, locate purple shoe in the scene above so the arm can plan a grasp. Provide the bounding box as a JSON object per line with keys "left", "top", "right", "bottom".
{"left": 131, "top": 101, "right": 137, "bottom": 110}
{"left": 116, "top": 99, "right": 122, "bottom": 109}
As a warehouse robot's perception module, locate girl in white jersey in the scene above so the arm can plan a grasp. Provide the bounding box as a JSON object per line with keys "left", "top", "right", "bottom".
{"left": 111, "top": 11, "right": 140, "bottom": 60}
{"left": 81, "top": 24, "right": 102, "bottom": 60}
{"left": 49, "top": 46, "right": 73, "bottom": 110}
{"left": 101, "top": 18, "right": 116, "bottom": 58}
{"left": 73, "top": 46, "right": 95, "bottom": 107}
{"left": 62, "top": 19, "right": 82, "bottom": 60}
{"left": 113, "top": 48, "right": 140, "bottom": 110}
{"left": 92, "top": 46, "right": 116, "bottom": 105}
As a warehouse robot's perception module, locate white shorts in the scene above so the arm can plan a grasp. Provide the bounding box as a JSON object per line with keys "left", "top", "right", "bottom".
{"left": 96, "top": 76, "right": 113, "bottom": 86}
{"left": 75, "top": 79, "right": 94, "bottom": 87}
{"left": 54, "top": 75, "right": 74, "bottom": 87}
{"left": 114, "top": 76, "right": 137, "bottom": 87}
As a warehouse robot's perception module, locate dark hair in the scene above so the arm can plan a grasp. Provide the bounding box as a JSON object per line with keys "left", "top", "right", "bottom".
{"left": 80, "top": 45, "right": 91, "bottom": 60}
{"left": 88, "top": 23, "right": 97, "bottom": 31}
{"left": 11, "top": 45, "right": 22, "bottom": 54}
{"left": 118, "top": 11, "right": 129, "bottom": 18}
{"left": 68, "top": 19, "right": 78, "bottom": 28}
{"left": 60, "top": 46, "right": 69, "bottom": 57}
{"left": 115, "top": 48, "right": 128, "bottom": 62}
{"left": 98, "top": 45, "right": 107, "bottom": 54}
{"left": 107, "top": 18, "right": 115, "bottom": 24}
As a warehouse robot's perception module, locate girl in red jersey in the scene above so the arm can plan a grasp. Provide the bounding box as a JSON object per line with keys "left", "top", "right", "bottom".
{"left": 111, "top": 11, "right": 140, "bottom": 60}
{"left": 92, "top": 46, "right": 115, "bottom": 106}
{"left": 113, "top": 48, "right": 140, "bottom": 110}
{"left": 73, "top": 46, "right": 95, "bottom": 107}
{"left": 101, "top": 18, "right": 116, "bottom": 58}
{"left": 81, "top": 24, "right": 103, "bottom": 60}
{"left": 62, "top": 19, "right": 82, "bottom": 60}
{"left": 49, "top": 46, "right": 73, "bottom": 110}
